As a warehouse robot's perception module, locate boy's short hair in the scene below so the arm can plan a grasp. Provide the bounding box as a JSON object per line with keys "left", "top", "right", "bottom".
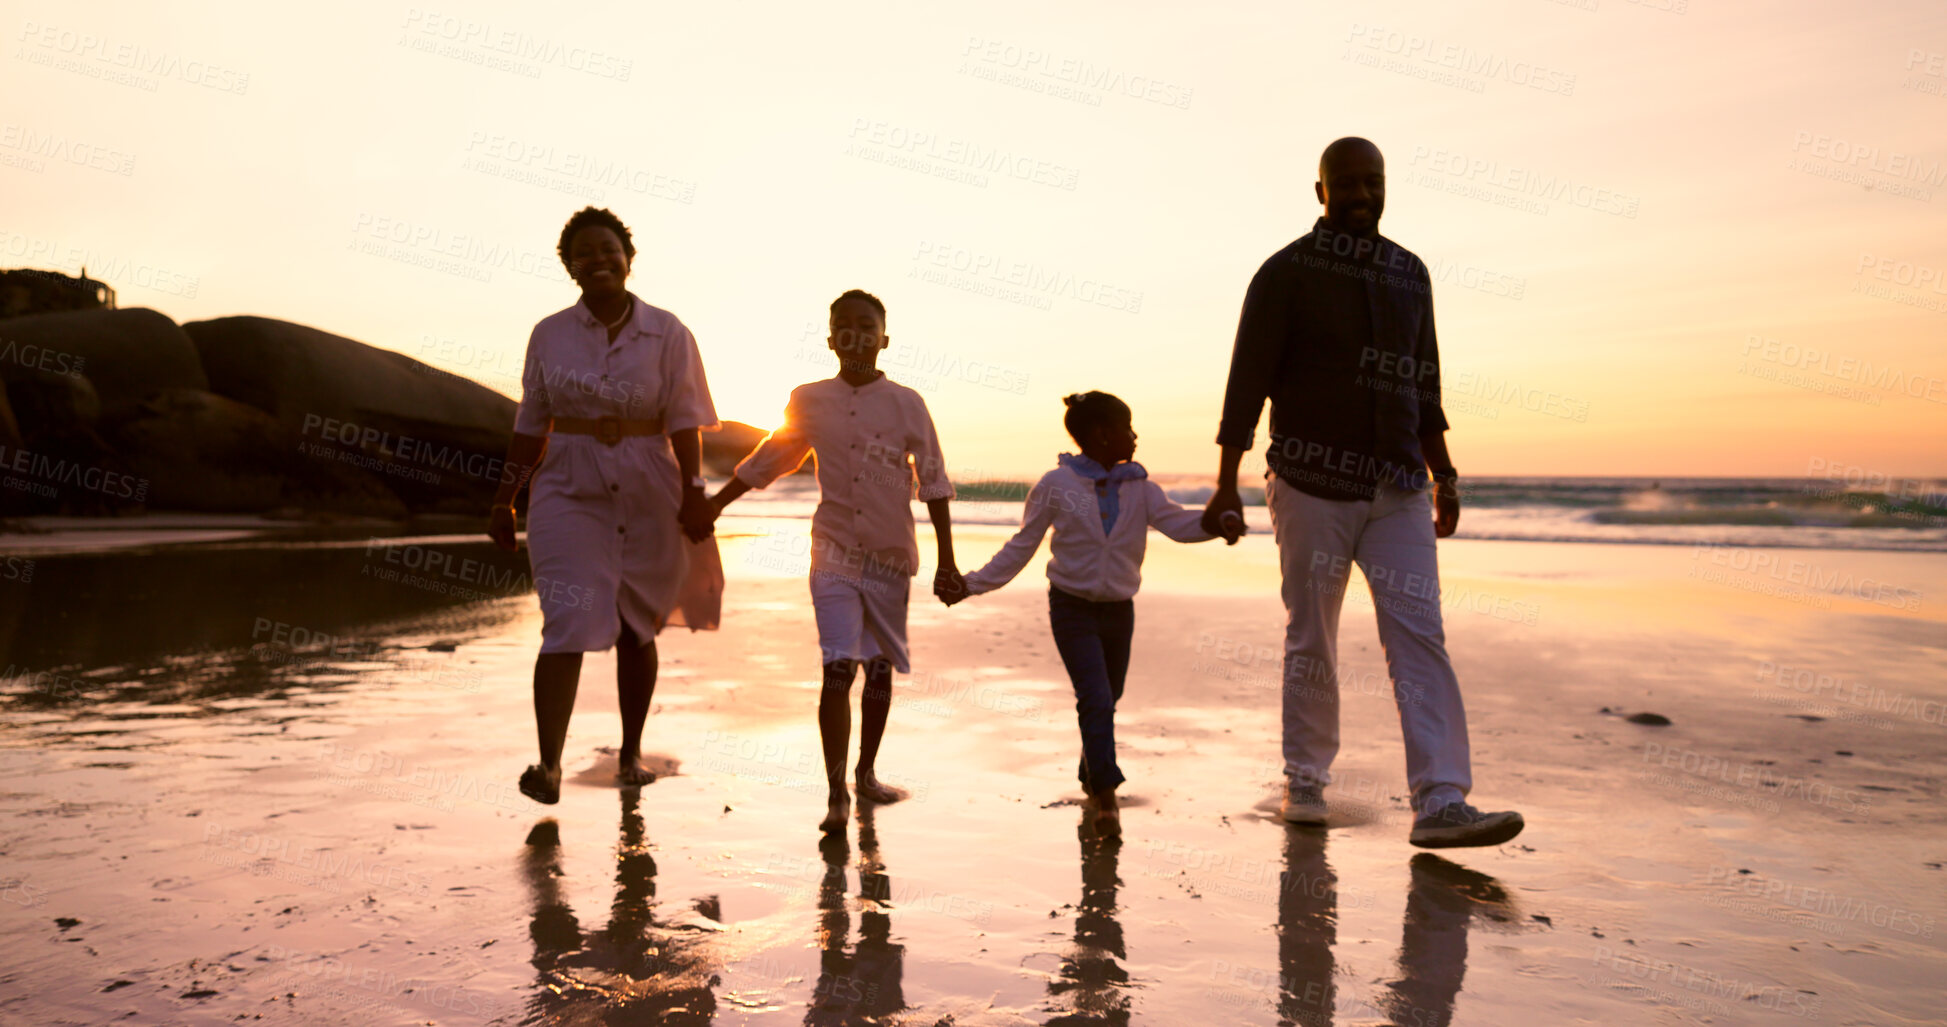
{"left": 1062, "top": 391, "right": 1130, "bottom": 444}
{"left": 830, "top": 289, "right": 887, "bottom": 323}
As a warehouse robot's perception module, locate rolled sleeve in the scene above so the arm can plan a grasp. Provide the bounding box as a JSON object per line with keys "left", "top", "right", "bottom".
{"left": 907, "top": 395, "right": 955, "bottom": 502}
{"left": 733, "top": 389, "right": 813, "bottom": 488}
{"left": 1216, "top": 257, "right": 1292, "bottom": 449}
{"left": 512, "top": 324, "right": 552, "bottom": 435}
{"left": 660, "top": 320, "right": 720, "bottom": 434}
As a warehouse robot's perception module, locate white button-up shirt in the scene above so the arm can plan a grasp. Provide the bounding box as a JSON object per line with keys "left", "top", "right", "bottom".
{"left": 964, "top": 460, "right": 1212, "bottom": 602}
{"left": 734, "top": 374, "right": 954, "bottom": 577}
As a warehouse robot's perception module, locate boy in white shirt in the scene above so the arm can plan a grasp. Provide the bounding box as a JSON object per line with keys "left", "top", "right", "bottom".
{"left": 705, "top": 290, "right": 962, "bottom": 833}
{"left": 940, "top": 392, "right": 1241, "bottom": 832}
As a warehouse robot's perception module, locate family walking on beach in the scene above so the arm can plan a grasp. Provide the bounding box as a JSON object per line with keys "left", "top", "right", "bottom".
{"left": 486, "top": 136, "right": 1525, "bottom": 850}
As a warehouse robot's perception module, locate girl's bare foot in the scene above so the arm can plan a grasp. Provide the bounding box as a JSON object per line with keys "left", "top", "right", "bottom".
{"left": 854, "top": 769, "right": 907, "bottom": 805}
{"left": 819, "top": 790, "right": 850, "bottom": 834}
{"left": 1094, "top": 788, "right": 1121, "bottom": 835}
{"left": 617, "top": 751, "right": 656, "bottom": 786}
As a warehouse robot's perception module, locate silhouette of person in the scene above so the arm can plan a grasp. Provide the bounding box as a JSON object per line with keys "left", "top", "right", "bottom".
{"left": 519, "top": 791, "right": 720, "bottom": 1022}
{"left": 1044, "top": 821, "right": 1131, "bottom": 1025}
{"left": 805, "top": 803, "right": 906, "bottom": 1024}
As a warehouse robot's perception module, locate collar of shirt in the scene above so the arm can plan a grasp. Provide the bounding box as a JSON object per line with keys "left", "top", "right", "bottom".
{"left": 1308, "top": 217, "right": 1416, "bottom": 274}
{"left": 1058, "top": 453, "right": 1146, "bottom": 533}
{"left": 573, "top": 291, "right": 644, "bottom": 335}
{"left": 829, "top": 371, "right": 887, "bottom": 391}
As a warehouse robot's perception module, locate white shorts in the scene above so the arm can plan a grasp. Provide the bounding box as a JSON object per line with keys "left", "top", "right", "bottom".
{"left": 808, "top": 564, "right": 911, "bottom": 673}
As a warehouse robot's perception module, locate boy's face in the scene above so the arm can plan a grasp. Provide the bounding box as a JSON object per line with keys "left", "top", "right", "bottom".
{"left": 828, "top": 298, "right": 887, "bottom": 372}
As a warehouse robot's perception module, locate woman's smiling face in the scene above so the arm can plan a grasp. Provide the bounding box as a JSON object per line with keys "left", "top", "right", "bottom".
{"left": 569, "top": 225, "right": 631, "bottom": 298}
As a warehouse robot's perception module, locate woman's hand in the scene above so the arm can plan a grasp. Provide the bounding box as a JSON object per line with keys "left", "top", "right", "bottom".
{"left": 488, "top": 504, "right": 519, "bottom": 551}
{"left": 678, "top": 487, "right": 716, "bottom": 543}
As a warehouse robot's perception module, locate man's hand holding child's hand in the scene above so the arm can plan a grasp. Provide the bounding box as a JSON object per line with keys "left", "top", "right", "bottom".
{"left": 934, "top": 567, "right": 969, "bottom": 607}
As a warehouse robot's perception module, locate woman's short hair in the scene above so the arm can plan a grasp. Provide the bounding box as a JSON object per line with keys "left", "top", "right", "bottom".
{"left": 556, "top": 207, "right": 636, "bottom": 273}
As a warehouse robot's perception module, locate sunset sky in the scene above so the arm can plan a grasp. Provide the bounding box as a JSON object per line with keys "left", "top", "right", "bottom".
{"left": 6, "top": 0, "right": 1944, "bottom": 479}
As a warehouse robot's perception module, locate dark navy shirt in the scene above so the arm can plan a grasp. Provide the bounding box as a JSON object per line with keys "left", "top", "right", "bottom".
{"left": 1216, "top": 218, "right": 1449, "bottom": 502}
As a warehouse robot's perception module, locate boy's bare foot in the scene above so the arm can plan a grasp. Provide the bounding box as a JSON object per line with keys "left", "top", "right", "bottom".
{"left": 854, "top": 769, "right": 907, "bottom": 805}
{"left": 617, "top": 751, "right": 656, "bottom": 787}
{"left": 819, "top": 790, "right": 850, "bottom": 834}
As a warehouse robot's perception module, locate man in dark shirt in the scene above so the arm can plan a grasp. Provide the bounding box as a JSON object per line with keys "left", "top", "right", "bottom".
{"left": 1202, "top": 137, "right": 1523, "bottom": 848}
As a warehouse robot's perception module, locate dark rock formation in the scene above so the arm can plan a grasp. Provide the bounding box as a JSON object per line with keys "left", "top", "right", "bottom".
{"left": 0, "top": 308, "right": 206, "bottom": 423}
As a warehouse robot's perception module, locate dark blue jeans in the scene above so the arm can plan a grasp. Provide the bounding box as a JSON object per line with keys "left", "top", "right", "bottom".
{"left": 1048, "top": 584, "right": 1135, "bottom": 793}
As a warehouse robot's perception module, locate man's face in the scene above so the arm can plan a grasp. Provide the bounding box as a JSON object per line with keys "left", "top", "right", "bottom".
{"left": 1316, "top": 145, "right": 1386, "bottom": 238}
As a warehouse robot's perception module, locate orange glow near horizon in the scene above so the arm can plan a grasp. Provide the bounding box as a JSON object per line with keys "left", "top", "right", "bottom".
{"left": 4, "top": 1, "right": 1943, "bottom": 478}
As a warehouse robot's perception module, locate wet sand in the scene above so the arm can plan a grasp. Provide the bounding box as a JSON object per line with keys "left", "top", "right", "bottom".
{"left": 1, "top": 516, "right": 1944, "bottom": 1025}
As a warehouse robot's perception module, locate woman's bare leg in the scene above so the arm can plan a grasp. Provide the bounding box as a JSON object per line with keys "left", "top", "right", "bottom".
{"left": 616, "top": 621, "right": 657, "bottom": 785}
{"left": 533, "top": 651, "right": 583, "bottom": 790}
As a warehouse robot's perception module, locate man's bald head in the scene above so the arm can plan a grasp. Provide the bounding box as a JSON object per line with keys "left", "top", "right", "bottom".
{"left": 1316, "top": 137, "right": 1386, "bottom": 239}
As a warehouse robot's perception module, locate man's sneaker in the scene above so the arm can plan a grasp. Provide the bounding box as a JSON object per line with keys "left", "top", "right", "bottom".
{"left": 1409, "top": 802, "right": 1524, "bottom": 849}
{"left": 1280, "top": 784, "right": 1328, "bottom": 825}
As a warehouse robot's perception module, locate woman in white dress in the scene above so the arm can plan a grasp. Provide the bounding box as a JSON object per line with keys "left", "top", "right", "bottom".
{"left": 488, "top": 206, "right": 723, "bottom": 804}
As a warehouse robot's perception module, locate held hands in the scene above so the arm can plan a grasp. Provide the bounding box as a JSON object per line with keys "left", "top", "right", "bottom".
{"left": 1201, "top": 486, "right": 1246, "bottom": 545}
{"left": 678, "top": 487, "right": 718, "bottom": 543}
{"left": 488, "top": 504, "right": 519, "bottom": 552}
{"left": 934, "top": 566, "right": 969, "bottom": 606}
{"left": 1433, "top": 479, "right": 1461, "bottom": 538}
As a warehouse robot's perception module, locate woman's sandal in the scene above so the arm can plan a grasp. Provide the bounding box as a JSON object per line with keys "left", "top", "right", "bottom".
{"left": 519, "top": 763, "right": 561, "bottom": 805}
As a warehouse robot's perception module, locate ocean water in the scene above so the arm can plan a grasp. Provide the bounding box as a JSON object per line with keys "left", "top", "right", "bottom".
{"left": 726, "top": 474, "right": 1947, "bottom": 553}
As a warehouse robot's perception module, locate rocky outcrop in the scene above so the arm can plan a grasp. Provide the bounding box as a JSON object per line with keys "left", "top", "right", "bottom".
{"left": 0, "top": 307, "right": 206, "bottom": 422}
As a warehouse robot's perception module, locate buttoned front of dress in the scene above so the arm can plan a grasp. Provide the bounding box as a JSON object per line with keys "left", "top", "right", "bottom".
{"left": 514, "top": 291, "right": 722, "bottom": 651}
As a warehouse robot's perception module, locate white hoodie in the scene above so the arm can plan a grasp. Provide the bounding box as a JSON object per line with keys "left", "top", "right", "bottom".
{"left": 963, "top": 457, "right": 1214, "bottom": 603}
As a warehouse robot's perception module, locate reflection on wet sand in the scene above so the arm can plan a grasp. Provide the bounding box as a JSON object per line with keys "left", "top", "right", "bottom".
{"left": 806, "top": 802, "right": 906, "bottom": 1025}
{"left": 1379, "top": 854, "right": 1520, "bottom": 1027}
{"left": 0, "top": 539, "right": 524, "bottom": 705}
{"left": 1045, "top": 821, "right": 1131, "bottom": 1025}
{"left": 1277, "top": 832, "right": 1512, "bottom": 1026}
{"left": 521, "top": 790, "right": 721, "bottom": 1024}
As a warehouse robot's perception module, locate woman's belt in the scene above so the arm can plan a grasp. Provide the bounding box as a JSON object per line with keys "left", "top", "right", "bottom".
{"left": 549, "top": 416, "right": 665, "bottom": 446}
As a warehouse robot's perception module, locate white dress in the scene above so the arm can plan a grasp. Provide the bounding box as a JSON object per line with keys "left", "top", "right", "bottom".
{"left": 514, "top": 292, "right": 722, "bottom": 652}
